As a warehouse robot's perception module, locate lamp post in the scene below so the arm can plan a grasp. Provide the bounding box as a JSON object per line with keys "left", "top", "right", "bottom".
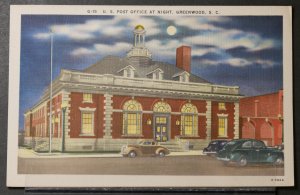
{"left": 49, "top": 29, "right": 54, "bottom": 153}
{"left": 61, "top": 101, "right": 68, "bottom": 153}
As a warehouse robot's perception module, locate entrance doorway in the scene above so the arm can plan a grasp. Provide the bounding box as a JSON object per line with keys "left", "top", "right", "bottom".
{"left": 154, "top": 116, "right": 169, "bottom": 142}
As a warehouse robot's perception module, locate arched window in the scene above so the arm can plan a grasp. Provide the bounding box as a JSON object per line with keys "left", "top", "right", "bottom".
{"left": 181, "top": 103, "right": 198, "bottom": 136}
{"left": 153, "top": 101, "right": 171, "bottom": 113}
{"left": 123, "top": 100, "right": 142, "bottom": 135}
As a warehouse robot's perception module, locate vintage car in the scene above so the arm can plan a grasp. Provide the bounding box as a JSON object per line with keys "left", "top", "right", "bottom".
{"left": 275, "top": 143, "right": 284, "bottom": 151}
{"left": 203, "top": 140, "right": 228, "bottom": 156}
{"left": 216, "top": 139, "right": 284, "bottom": 167}
{"left": 121, "top": 140, "right": 170, "bottom": 158}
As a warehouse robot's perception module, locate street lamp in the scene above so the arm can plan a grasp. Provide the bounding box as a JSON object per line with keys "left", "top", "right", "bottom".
{"left": 61, "top": 101, "right": 68, "bottom": 153}
{"left": 49, "top": 29, "right": 54, "bottom": 153}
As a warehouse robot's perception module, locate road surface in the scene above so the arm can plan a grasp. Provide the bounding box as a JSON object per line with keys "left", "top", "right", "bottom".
{"left": 18, "top": 155, "right": 284, "bottom": 176}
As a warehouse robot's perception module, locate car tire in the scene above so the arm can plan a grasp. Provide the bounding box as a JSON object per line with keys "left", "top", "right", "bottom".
{"left": 128, "top": 151, "right": 137, "bottom": 158}
{"left": 238, "top": 156, "right": 247, "bottom": 167}
{"left": 273, "top": 157, "right": 284, "bottom": 166}
{"left": 158, "top": 151, "right": 165, "bottom": 157}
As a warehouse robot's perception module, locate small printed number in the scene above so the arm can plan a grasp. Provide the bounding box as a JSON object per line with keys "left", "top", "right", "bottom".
{"left": 271, "top": 178, "right": 284, "bottom": 182}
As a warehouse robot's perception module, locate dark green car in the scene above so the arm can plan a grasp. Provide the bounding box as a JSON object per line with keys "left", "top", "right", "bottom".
{"left": 216, "top": 139, "right": 284, "bottom": 167}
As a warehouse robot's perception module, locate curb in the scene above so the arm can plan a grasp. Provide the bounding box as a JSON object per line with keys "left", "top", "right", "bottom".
{"left": 18, "top": 148, "right": 204, "bottom": 158}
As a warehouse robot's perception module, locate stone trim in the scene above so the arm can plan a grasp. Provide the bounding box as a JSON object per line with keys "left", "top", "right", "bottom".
{"left": 234, "top": 102, "right": 240, "bottom": 139}
{"left": 217, "top": 113, "right": 229, "bottom": 117}
{"left": 61, "top": 90, "right": 71, "bottom": 138}
{"left": 104, "top": 93, "right": 113, "bottom": 138}
{"left": 79, "top": 107, "right": 96, "bottom": 112}
{"left": 205, "top": 100, "right": 212, "bottom": 141}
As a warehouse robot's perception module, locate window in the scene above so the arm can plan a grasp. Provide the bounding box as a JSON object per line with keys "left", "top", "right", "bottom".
{"left": 121, "top": 66, "right": 135, "bottom": 78}
{"left": 153, "top": 101, "right": 171, "bottom": 113}
{"left": 152, "top": 69, "right": 163, "bottom": 80}
{"left": 127, "top": 69, "right": 132, "bottom": 77}
{"left": 218, "top": 116, "right": 228, "bottom": 137}
{"left": 218, "top": 102, "right": 226, "bottom": 110}
{"left": 83, "top": 93, "right": 92, "bottom": 103}
{"left": 79, "top": 107, "right": 96, "bottom": 135}
{"left": 253, "top": 141, "right": 265, "bottom": 149}
{"left": 123, "top": 100, "right": 142, "bottom": 136}
{"left": 181, "top": 103, "right": 198, "bottom": 136}
{"left": 81, "top": 112, "right": 93, "bottom": 135}
{"left": 242, "top": 141, "right": 252, "bottom": 148}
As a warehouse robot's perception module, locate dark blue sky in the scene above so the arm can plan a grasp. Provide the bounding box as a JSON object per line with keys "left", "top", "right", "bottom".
{"left": 19, "top": 15, "right": 283, "bottom": 129}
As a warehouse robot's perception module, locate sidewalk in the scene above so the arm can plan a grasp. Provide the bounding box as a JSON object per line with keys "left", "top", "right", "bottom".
{"left": 18, "top": 148, "right": 204, "bottom": 159}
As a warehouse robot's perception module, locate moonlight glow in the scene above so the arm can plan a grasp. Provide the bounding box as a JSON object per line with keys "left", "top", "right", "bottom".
{"left": 167, "top": 25, "right": 177, "bottom": 36}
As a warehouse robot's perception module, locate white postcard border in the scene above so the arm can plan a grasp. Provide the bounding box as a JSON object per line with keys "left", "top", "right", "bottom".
{"left": 7, "top": 5, "right": 294, "bottom": 187}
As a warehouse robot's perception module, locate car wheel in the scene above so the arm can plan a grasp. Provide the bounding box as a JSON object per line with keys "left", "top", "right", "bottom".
{"left": 158, "top": 151, "right": 165, "bottom": 157}
{"left": 238, "top": 156, "right": 247, "bottom": 167}
{"left": 128, "top": 151, "right": 137, "bottom": 158}
{"left": 273, "top": 157, "right": 284, "bottom": 166}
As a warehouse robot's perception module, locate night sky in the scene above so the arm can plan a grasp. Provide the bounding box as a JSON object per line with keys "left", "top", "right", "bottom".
{"left": 19, "top": 15, "right": 283, "bottom": 129}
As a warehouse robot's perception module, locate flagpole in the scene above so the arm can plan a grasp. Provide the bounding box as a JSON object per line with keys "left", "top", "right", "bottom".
{"left": 49, "top": 30, "right": 53, "bottom": 153}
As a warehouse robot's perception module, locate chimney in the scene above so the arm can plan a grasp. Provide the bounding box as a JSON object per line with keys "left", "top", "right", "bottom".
{"left": 176, "top": 46, "right": 191, "bottom": 72}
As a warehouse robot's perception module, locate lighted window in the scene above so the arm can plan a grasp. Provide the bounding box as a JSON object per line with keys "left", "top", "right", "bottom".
{"left": 123, "top": 100, "right": 142, "bottom": 135}
{"left": 83, "top": 93, "right": 93, "bottom": 103}
{"left": 218, "top": 102, "right": 226, "bottom": 110}
{"left": 218, "top": 117, "right": 228, "bottom": 137}
{"left": 81, "top": 112, "right": 94, "bottom": 135}
{"left": 181, "top": 103, "right": 198, "bottom": 136}
{"left": 153, "top": 101, "right": 171, "bottom": 113}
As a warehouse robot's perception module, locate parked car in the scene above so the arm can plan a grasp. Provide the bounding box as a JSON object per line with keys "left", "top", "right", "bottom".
{"left": 121, "top": 140, "right": 170, "bottom": 158}
{"left": 216, "top": 139, "right": 284, "bottom": 167}
{"left": 275, "top": 143, "right": 284, "bottom": 151}
{"left": 203, "top": 140, "right": 228, "bottom": 156}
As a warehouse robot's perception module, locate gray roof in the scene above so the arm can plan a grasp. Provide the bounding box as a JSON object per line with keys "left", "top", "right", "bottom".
{"left": 84, "top": 55, "right": 211, "bottom": 84}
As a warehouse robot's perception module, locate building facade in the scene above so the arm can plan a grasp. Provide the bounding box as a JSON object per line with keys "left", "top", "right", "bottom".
{"left": 23, "top": 25, "right": 241, "bottom": 152}
{"left": 239, "top": 90, "right": 283, "bottom": 146}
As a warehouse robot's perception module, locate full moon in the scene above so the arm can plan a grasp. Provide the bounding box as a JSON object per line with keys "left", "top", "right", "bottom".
{"left": 167, "top": 25, "right": 177, "bottom": 36}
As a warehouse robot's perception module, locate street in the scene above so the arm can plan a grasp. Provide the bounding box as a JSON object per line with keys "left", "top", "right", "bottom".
{"left": 18, "top": 155, "right": 284, "bottom": 176}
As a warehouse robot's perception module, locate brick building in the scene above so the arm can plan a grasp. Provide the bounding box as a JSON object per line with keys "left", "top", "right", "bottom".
{"left": 240, "top": 90, "right": 283, "bottom": 146}
{"left": 23, "top": 25, "right": 241, "bottom": 152}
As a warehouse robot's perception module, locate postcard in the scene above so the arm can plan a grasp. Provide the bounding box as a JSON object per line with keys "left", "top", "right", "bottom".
{"left": 7, "top": 5, "right": 293, "bottom": 187}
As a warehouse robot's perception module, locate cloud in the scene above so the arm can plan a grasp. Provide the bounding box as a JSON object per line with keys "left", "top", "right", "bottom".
{"left": 33, "top": 33, "right": 51, "bottom": 40}
{"left": 71, "top": 42, "right": 132, "bottom": 57}
{"left": 33, "top": 16, "right": 160, "bottom": 41}
{"left": 195, "top": 57, "right": 277, "bottom": 68}
{"left": 146, "top": 39, "right": 181, "bottom": 58}
{"left": 184, "top": 29, "right": 278, "bottom": 52}
{"left": 160, "top": 16, "right": 230, "bottom": 31}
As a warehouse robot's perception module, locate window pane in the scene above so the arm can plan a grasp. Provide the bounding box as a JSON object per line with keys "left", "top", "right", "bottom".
{"left": 83, "top": 93, "right": 92, "bottom": 102}
{"left": 81, "top": 112, "right": 93, "bottom": 134}
{"left": 124, "top": 113, "right": 141, "bottom": 135}
{"left": 218, "top": 118, "right": 226, "bottom": 136}
{"left": 218, "top": 103, "right": 226, "bottom": 110}
{"left": 181, "top": 115, "right": 197, "bottom": 136}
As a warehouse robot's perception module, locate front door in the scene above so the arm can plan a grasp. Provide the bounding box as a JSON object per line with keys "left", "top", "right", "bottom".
{"left": 154, "top": 116, "right": 168, "bottom": 142}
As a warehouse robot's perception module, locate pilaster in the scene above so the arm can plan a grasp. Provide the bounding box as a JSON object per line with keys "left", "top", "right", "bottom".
{"left": 205, "top": 100, "right": 212, "bottom": 141}
{"left": 61, "top": 90, "right": 71, "bottom": 139}
{"left": 234, "top": 102, "right": 240, "bottom": 139}
{"left": 104, "top": 93, "right": 113, "bottom": 138}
